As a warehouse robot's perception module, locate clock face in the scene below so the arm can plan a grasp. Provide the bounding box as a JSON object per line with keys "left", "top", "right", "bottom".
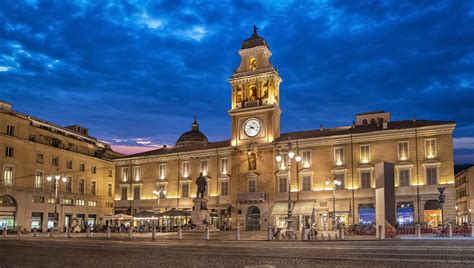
{"left": 244, "top": 118, "right": 261, "bottom": 137}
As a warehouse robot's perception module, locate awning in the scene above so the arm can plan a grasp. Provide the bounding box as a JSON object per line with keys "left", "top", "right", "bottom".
{"left": 424, "top": 200, "right": 441, "bottom": 210}
{"left": 292, "top": 201, "right": 315, "bottom": 215}
{"left": 271, "top": 202, "right": 289, "bottom": 215}
{"left": 104, "top": 214, "right": 133, "bottom": 220}
{"left": 160, "top": 210, "right": 191, "bottom": 217}
{"left": 133, "top": 210, "right": 160, "bottom": 219}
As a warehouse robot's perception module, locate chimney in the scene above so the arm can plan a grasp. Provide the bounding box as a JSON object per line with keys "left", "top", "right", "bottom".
{"left": 0, "top": 100, "right": 12, "bottom": 111}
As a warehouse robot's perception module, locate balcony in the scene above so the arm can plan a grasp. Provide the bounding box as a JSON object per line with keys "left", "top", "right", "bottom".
{"left": 237, "top": 192, "right": 266, "bottom": 203}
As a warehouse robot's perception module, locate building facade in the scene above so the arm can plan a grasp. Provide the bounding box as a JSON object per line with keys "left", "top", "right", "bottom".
{"left": 454, "top": 166, "right": 474, "bottom": 224}
{"left": 0, "top": 101, "right": 118, "bottom": 231}
{"left": 114, "top": 29, "right": 457, "bottom": 231}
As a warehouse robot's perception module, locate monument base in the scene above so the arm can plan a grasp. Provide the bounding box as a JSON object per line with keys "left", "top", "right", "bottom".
{"left": 189, "top": 198, "right": 219, "bottom": 231}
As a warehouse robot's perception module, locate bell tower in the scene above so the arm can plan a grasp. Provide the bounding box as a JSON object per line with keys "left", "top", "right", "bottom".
{"left": 229, "top": 26, "right": 282, "bottom": 147}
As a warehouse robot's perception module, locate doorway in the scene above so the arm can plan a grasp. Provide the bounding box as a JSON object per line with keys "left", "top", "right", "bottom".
{"left": 246, "top": 206, "right": 261, "bottom": 231}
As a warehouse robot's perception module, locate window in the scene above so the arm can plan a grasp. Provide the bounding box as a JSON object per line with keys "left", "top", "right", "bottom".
{"left": 121, "top": 186, "right": 128, "bottom": 201}
{"left": 399, "top": 169, "right": 410, "bottom": 187}
{"left": 302, "top": 175, "right": 312, "bottom": 192}
{"left": 302, "top": 151, "right": 311, "bottom": 168}
{"left": 360, "top": 145, "right": 370, "bottom": 164}
{"left": 200, "top": 160, "right": 208, "bottom": 176}
{"left": 62, "top": 198, "right": 73, "bottom": 205}
{"left": 91, "top": 181, "right": 96, "bottom": 195}
{"left": 48, "top": 197, "right": 55, "bottom": 204}
{"left": 334, "top": 147, "right": 344, "bottom": 165}
{"left": 248, "top": 179, "right": 257, "bottom": 193}
{"left": 108, "top": 169, "right": 113, "bottom": 177}
{"left": 65, "top": 177, "right": 72, "bottom": 193}
{"left": 78, "top": 179, "right": 85, "bottom": 194}
{"left": 425, "top": 139, "right": 437, "bottom": 159}
{"left": 88, "top": 201, "right": 97, "bottom": 207}
{"left": 66, "top": 160, "right": 73, "bottom": 169}
{"left": 36, "top": 153, "right": 43, "bottom": 163}
{"left": 79, "top": 163, "right": 85, "bottom": 172}
{"left": 360, "top": 171, "right": 371, "bottom": 189}
{"left": 279, "top": 177, "right": 288, "bottom": 193}
{"left": 220, "top": 180, "right": 229, "bottom": 196}
{"left": 75, "top": 199, "right": 85, "bottom": 206}
{"left": 133, "top": 185, "right": 140, "bottom": 200}
{"left": 34, "top": 171, "right": 43, "bottom": 189}
{"left": 159, "top": 164, "right": 166, "bottom": 179}
{"left": 29, "top": 134, "right": 36, "bottom": 142}
{"left": 182, "top": 162, "right": 190, "bottom": 177}
{"left": 335, "top": 173, "right": 345, "bottom": 189}
{"left": 107, "top": 183, "right": 112, "bottom": 197}
{"left": 91, "top": 165, "right": 97, "bottom": 174}
{"left": 106, "top": 202, "right": 114, "bottom": 208}
{"left": 32, "top": 196, "right": 44, "bottom": 203}
{"left": 279, "top": 157, "right": 286, "bottom": 170}
{"left": 3, "top": 166, "right": 14, "bottom": 186}
{"left": 6, "top": 125, "right": 15, "bottom": 136}
{"left": 426, "top": 167, "right": 438, "bottom": 185}
{"left": 122, "top": 167, "right": 128, "bottom": 181}
{"left": 221, "top": 158, "right": 229, "bottom": 175}
{"left": 182, "top": 183, "right": 190, "bottom": 198}
{"left": 133, "top": 166, "right": 141, "bottom": 181}
{"left": 5, "top": 147, "right": 13, "bottom": 157}
{"left": 398, "top": 142, "right": 409, "bottom": 161}
{"left": 52, "top": 156, "right": 59, "bottom": 167}
{"left": 362, "top": 119, "right": 368, "bottom": 125}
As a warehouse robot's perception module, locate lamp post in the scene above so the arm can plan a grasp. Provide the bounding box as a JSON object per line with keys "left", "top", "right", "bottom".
{"left": 275, "top": 139, "right": 302, "bottom": 239}
{"left": 455, "top": 205, "right": 459, "bottom": 225}
{"left": 46, "top": 172, "right": 67, "bottom": 230}
{"left": 437, "top": 187, "right": 445, "bottom": 226}
{"left": 326, "top": 175, "right": 341, "bottom": 231}
{"left": 469, "top": 209, "right": 472, "bottom": 224}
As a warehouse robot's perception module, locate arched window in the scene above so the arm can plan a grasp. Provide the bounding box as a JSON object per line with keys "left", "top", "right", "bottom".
{"left": 250, "top": 57, "right": 257, "bottom": 70}
{"left": 362, "top": 119, "right": 368, "bottom": 125}
{"left": 370, "top": 118, "right": 376, "bottom": 124}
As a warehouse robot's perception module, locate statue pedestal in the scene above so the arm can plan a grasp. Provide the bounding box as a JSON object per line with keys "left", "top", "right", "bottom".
{"left": 188, "top": 198, "right": 218, "bottom": 232}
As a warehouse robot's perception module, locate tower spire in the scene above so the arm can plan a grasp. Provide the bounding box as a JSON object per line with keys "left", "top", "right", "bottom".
{"left": 192, "top": 115, "right": 199, "bottom": 131}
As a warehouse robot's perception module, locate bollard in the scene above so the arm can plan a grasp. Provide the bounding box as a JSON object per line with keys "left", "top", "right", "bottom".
{"left": 33, "top": 227, "right": 37, "bottom": 238}
{"left": 86, "top": 226, "right": 91, "bottom": 238}
{"left": 415, "top": 224, "right": 421, "bottom": 238}
{"left": 447, "top": 223, "right": 453, "bottom": 238}
{"left": 152, "top": 223, "right": 156, "bottom": 241}
{"left": 17, "top": 227, "right": 21, "bottom": 238}
{"left": 301, "top": 227, "right": 305, "bottom": 241}
{"left": 49, "top": 228, "right": 54, "bottom": 238}
{"left": 235, "top": 227, "right": 241, "bottom": 241}
{"left": 205, "top": 226, "right": 210, "bottom": 240}
{"left": 267, "top": 227, "right": 273, "bottom": 241}
{"left": 177, "top": 226, "right": 182, "bottom": 240}
{"left": 378, "top": 225, "right": 384, "bottom": 240}
{"left": 471, "top": 224, "right": 474, "bottom": 238}
{"left": 106, "top": 226, "right": 111, "bottom": 238}
{"left": 128, "top": 228, "right": 133, "bottom": 239}
{"left": 67, "top": 227, "right": 72, "bottom": 238}
{"left": 339, "top": 226, "right": 345, "bottom": 240}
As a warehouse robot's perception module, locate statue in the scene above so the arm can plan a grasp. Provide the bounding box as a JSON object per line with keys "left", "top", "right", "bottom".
{"left": 196, "top": 172, "right": 207, "bottom": 198}
{"left": 248, "top": 151, "right": 257, "bottom": 170}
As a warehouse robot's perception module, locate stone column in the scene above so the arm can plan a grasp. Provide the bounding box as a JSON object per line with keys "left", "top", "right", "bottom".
{"left": 177, "top": 226, "right": 182, "bottom": 240}
{"left": 86, "top": 226, "right": 91, "bottom": 238}
{"left": 235, "top": 227, "right": 240, "bottom": 241}
{"left": 106, "top": 226, "right": 111, "bottom": 238}
{"left": 447, "top": 223, "right": 453, "bottom": 238}
{"left": 33, "top": 228, "right": 37, "bottom": 238}
{"left": 415, "top": 224, "right": 421, "bottom": 238}
{"left": 339, "top": 225, "right": 345, "bottom": 240}
{"left": 152, "top": 221, "right": 156, "bottom": 241}
{"left": 205, "top": 226, "right": 210, "bottom": 240}
{"left": 267, "top": 226, "right": 273, "bottom": 241}
{"left": 128, "top": 227, "right": 133, "bottom": 239}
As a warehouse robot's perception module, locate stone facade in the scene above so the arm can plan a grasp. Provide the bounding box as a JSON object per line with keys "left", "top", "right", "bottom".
{"left": 114, "top": 29, "right": 456, "bottom": 231}
{"left": 455, "top": 167, "right": 474, "bottom": 224}
{"left": 0, "top": 101, "right": 117, "bottom": 231}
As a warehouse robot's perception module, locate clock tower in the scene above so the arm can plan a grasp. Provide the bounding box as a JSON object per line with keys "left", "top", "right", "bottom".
{"left": 229, "top": 26, "right": 282, "bottom": 147}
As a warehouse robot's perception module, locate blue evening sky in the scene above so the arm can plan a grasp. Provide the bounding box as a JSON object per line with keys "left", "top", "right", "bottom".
{"left": 0, "top": 1, "right": 473, "bottom": 162}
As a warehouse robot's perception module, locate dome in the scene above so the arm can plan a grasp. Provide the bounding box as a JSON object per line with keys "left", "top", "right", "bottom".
{"left": 176, "top": 117, "right": 209, "bottom": 147}
{"left": 241, "top": 25, "right": 269, "bottom": 49}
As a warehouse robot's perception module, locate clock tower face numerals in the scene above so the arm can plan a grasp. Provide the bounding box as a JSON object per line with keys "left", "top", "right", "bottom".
{"left": 244, "top": 118, "right": 262, "bottom": 137}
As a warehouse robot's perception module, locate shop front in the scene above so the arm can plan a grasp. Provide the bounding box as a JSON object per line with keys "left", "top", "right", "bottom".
{"left": 424, "top": 200, "right": 442, "bottom": 227}
{"left": 292, "top": 201, "right": 315, "bottom": 229}
{"left": 396, "top": 202, "right": 414, "bottom": 226}
{"left": 358, "top": 204, "right": 375, "bottom": 225}
{"left": 271, "top": 202, "right": 290, "bottom": 229}
{"left": 0, "top": 195, "right": 16, "bottom": 230}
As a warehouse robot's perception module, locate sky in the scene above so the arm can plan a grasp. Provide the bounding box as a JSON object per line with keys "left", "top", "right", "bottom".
{"left": 0, "top": 0, "right": 473, "bottom": 163}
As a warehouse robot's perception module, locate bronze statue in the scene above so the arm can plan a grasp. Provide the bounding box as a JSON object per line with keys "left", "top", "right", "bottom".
{"left": 196, "top": 172, "right": 207, "bottom": 198}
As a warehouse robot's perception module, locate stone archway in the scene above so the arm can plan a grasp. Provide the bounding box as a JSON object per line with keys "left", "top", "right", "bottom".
{"left": 246, "top": 206, "right": 261, "bottom": 231}
{"left": 0, "top": 195, "right": 17, "bottom": 230}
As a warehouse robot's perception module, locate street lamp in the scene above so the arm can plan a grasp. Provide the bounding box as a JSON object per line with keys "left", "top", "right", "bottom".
{"left": 46, "top": 173, "right": 67, "bottom": 229}
{"left": 326, "top": 175, "right": 341, "bottom": 230}
{"left": 275, "top": 139, "right": 302, "bottom": 239}
{"left": 469, "top": 209, "right": 472, "bottom": 224}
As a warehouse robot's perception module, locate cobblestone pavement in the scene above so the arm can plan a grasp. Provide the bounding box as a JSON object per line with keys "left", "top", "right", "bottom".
{"left": 2, "top": 233, "right": 474, "bottom": 267}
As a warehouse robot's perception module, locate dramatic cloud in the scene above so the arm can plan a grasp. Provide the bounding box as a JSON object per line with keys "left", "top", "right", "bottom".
{"left": 0, "top": 0, "right": 473, "bottom": 162}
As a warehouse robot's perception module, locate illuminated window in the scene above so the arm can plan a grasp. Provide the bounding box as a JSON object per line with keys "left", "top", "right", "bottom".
{"left": 133, "top": 166, "right": 141, "bottom": 181}
{"left": 360, "top": 171, "right": 371, "bottom": 189}
{"left": 398, "top": 142, "right": 409, "bottom": 161}
{"left": 250, "top": 57, "right": 257, "bottom": 70}
{"left": 334, "top": 147, "right": 344, "bottom": 166}
{"left": 248, "top": 85, "right": 257, "bottom": 100}
{"left": 121, "top": 186, "right": 128, "bottom": 200}
{"left": 425, "top": 139, "right": 437, "bottom": 159}
{"left": 248, "top": 179, "right": 257, "bottom": 193}
{"left": 88, "top": 201, "right": 97, "bottom": 207}
{"left": 279, "top": 177, "right": 288, "bottom": 193}
{"left": 360, "top": 145, "right": 370, "bottom": 164}
{"left": 75, "top": 199, "right": 85, "bottom": 206}
{"left": 3, "top": 166, "right": 14, "bottom": 186}
{"left": 62, "top": 199, "right": 73, "bottom": 205}
{"left": 79, "top": 179, "right": 85, "bottom": 194}
{"left": 335, "top": 173, "right": 345, "bottom": 189}
{"left": 159, "top": 164, "right": 166, "bottom": 179}
{"left": 107, "top": 183, "right": 112, "bottom": 197}
{"left": 302, "top": 176, "right": 312, "bottom": 192}
{"left": 426, "top": 167, "right": 438, "bottom": 185}
{"left": 200, "top": 160, "right": 208, "bottom": 176}
{"left": 182, "top": 162, "right": 190, "bottom": 177}
{"left": 121, "top": 167, "right": 128, "bottom": 181}
{"left": 399, "top": 169, "right": 410, "bottom": 186}
{"left": 221, "top": 158, "right": 229, "bottom": 175}
{"left": 65, "top": 177, "right": 72, "bottom": 193}
{"left": 220, "top": 180, "right": 229, "bottom": 196}
{"left": 181, "top": 182, "right": 190, "bottom": 198}
{"left": 133, "top": 185, "right": 141, "bottom": 200}
{"left": 91, "top": 181, "right": 96, "bottom": 195}
{"left": 34, "top": 171, "right": 43, "bottom": 189}
{"left": 302, "top": 151, "right": 311, "bottom": 168}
